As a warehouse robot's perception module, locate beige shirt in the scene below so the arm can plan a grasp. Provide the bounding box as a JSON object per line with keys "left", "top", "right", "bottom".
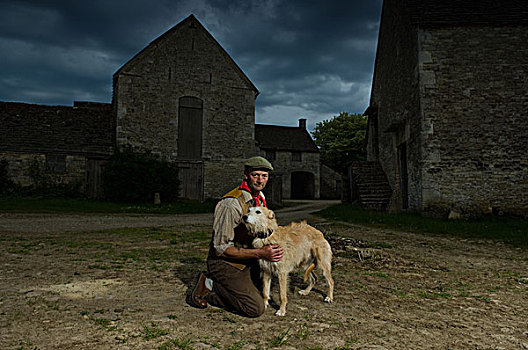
{"left": 211, "top": 190, "right": 262, "bottom": 256}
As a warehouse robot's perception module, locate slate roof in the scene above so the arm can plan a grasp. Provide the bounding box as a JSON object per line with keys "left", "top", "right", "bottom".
{"left": 0, "top": 101, "right": 114, "bottom": 156}
{"left": 255, "top": 124, "right": 319, "bottom": 153}
{"left": 401, "top": 0, "right": 528, "bottom": 27}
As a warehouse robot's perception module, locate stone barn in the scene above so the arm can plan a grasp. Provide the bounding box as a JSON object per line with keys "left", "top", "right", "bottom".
{"left": 255, "top": 119, "right": 320, "bottom": 200}
{"left": 113, "top": 14, "right": 259, "bottom": 201}
{"left": 1, "top": 15, "right": 325, "bottom": 203}
{"left": 1, "top": 15, "right": 262, "bottom": 201}
{"left": 365, "top": 0, "right": 528, "bottom": 217}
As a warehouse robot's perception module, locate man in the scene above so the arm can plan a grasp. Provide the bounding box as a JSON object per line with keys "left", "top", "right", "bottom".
{"left": 186, "top": 156, "right": 284, "bottom": 317}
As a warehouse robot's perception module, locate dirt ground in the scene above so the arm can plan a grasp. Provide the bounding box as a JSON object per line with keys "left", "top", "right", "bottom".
{"left": 1, "top": 201, "right": 527, "bottom": 349}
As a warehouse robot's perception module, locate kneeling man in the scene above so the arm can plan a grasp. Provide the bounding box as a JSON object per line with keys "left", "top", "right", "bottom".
{"left": 187, "top": 156, "right": 283, "bottom": 317}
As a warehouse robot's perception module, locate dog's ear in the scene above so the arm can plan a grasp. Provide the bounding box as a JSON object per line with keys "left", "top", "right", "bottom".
{"left": 267, "top": 209, "right": 275, "bottom": 220}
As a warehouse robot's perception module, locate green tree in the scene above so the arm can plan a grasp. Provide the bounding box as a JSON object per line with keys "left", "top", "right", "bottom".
{"left": 311, "top": 112, "right": 367, "bottom": 174}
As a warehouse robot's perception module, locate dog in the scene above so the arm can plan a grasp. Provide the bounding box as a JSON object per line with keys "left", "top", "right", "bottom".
{"left": 242, "top": 206, "right": 334, "bottom": 316}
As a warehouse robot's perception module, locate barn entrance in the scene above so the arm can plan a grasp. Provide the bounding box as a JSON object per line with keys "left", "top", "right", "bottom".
{"left": 178, "top": 96, "right": 203, "bottom": 160}
{"left": 177, "top": 96, "right": 203, "bottom": 201}
{"left": 291, "top": 171, "right": 315, "bottom": 199}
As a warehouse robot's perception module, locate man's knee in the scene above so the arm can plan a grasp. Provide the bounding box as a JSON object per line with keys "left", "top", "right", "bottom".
{"left": 242, "top": 296, "right": 265, "bottom": 318}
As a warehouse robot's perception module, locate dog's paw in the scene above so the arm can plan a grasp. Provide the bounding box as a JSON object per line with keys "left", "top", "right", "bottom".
{"left": 264, "top": 301, "right": 269, "bottom": 309}
{"left": 275, "top": 310, "right": 286, "bottom": 317}
{"left": 324, "top": 296, "right": 333, "bottom": 303}
{"left": 298, "top": 289, "right": 309, "bottom": 296}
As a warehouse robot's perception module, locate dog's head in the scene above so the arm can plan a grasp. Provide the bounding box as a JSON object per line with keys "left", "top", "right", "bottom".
{"left": 242, "top": 206, "right": 278, "bottom": 239}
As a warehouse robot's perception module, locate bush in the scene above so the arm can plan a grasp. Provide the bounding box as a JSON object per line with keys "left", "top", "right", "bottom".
{"left": 0, "top": 159, "right": 16, "bottom": 196}
{"left": 102, "top": 150, "right": 180, "bottom": 203}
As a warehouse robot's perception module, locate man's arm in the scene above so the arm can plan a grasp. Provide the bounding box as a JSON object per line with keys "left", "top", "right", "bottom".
{"left": 212, "top": 197, "right": 284, "bottom": 262}
{"left": 220, "top": 244, "right": 284, "bottom": 262}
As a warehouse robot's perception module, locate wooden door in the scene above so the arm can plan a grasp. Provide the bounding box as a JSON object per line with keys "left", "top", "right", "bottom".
{"left": 178, "top": 96, "right": 203, "bottom": 160}
{"left": 177, "top": 161, "right": 203, "bottom": 201}
{"left": 86, "top": 158, "right": 106, "bottom": 199}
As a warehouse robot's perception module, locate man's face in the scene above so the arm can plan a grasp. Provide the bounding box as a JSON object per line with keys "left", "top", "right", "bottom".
{"left": 245, "top": 170, "right": 269, "bottom": 193}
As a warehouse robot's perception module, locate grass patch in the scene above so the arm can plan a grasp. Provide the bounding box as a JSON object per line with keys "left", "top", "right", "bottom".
{"left": 364, "top": 271, "right": 390, "bottom": 279}
{"left": 0, "top": 197, "right": 216, "bottom": 214}
{"left": 317, "top": 203, "right": 528, "bottom": 247}
{"left": 295, "top": 326, "right": 310, "bottom": 340}
{"left": 269, "top": 327, "right": 291, "bottom": 347}
{"left": 419, "top": 290, "right": 452, "bottom": 299}
{"left": 141, "top": 323, "right": 169, "bottom": 341}
{"left": 94, "top": 318, "right": 111, "bottom": 328}
{"left": 226, "top": 340, "right": 246, "bottom": 350}
{"left": 92, "top": 227, "right": 210, "bottom": 245}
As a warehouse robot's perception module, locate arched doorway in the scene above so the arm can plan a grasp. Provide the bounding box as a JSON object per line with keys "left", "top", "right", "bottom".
{"left": 291, "top": 171, "right": 315, "bottom": 199}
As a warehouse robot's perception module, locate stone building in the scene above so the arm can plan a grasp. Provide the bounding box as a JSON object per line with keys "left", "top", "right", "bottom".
{"left": 1, "top": 15, "right": 323, "bottom": 202}
{"left": 0, "top": 101, "right": 113, "bottom": 198}
{"left": 365, "top": 0, "right": 528, "bottom": 216}
{"left": 255, "top": 119, "right": 320, "bottom": 200}
{"left": 113, "top": 14, "right": 259, "bottom": 200}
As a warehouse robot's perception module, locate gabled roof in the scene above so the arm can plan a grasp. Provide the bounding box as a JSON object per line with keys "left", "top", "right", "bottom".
{"left": 255, "top": 124, "right": 319, "bottom": 153}
{"left": 113, "top": 14, "right": 258, "bottom": 95}
{"left": 401, "top": 0, "right": 528, "bottom": 27}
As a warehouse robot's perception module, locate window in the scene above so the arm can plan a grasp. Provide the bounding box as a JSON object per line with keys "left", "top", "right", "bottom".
{"left": 265, "top": 150, "right": 276, "bottom": 161}
{"left": 46, "top": 154, "right": 66, "bottom": 173}
{"left": 292, "top": 152, "right": 302, "bottom": 162}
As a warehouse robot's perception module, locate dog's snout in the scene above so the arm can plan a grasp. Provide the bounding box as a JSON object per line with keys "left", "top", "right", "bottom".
{"left": 242, "top": 215, "right": 248, "bottom": 222}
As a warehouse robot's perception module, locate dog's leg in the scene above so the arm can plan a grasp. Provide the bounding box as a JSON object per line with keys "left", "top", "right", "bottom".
{"left": 321, "top": 265, "right": 334, "bottom": 303}
{"left": 261, "top": 269, "right": 272, "bottom": 308}
{"left": 275, "top": 272, "right": 288, "bottom": 316}
{"left": 298, "top": 263, "right": 316, "bottom": 296}
{"left": 316, "top": 245, "right": 334, "bottom": 303}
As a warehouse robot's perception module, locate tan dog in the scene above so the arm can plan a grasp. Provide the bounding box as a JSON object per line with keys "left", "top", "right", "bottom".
{"left": 242, "top": 206, "right": 334, "bottom": 316}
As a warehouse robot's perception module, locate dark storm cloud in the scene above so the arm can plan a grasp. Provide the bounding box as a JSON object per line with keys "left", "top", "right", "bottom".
{"left": 0, "top": 0, "right": 382, "bottom": 129}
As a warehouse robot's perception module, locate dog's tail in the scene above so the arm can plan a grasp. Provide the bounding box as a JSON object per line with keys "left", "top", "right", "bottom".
{"left": 303, "top": 263, "right": 316, "bottom": 282}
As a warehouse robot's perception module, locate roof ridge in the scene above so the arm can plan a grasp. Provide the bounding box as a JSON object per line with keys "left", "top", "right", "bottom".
{"left": 113, "top": 14, "right": 258, "bottom": 94}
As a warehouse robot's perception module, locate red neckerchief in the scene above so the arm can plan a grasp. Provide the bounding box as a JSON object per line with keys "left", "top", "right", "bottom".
{"left": 239, "top": 180, "right": 267, "bottom": 207}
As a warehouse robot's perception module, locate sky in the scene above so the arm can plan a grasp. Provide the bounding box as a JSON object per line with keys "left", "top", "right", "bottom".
{"left": 0, "top": 0, "right": 383, "bottom": 131}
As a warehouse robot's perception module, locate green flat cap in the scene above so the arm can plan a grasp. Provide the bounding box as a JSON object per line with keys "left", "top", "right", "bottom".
{"left": 244, "top": 156, "right": 274, "bottom": 171}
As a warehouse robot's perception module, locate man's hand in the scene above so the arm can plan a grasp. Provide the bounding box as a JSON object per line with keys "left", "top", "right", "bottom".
{"left": 259, "top": 244, "right": 284, "bottom": 262}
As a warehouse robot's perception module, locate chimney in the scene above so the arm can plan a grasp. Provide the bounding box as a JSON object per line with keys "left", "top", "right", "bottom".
{"left": 298, "top": 118, "right": 307, "bottom": 129}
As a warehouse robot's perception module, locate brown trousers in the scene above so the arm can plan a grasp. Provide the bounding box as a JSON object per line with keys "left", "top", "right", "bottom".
{"left": 206, "top": 258, "right": 265, "bottom": 318}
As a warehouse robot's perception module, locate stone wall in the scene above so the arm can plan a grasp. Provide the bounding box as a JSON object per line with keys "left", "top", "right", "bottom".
{"left": 1, "top": 151, "right": 86, "bottom": 188}
{"left": 0, "top": 101, "right": 113, "bottom": 192}
{"left": 368, "top": 0, "right": 423, "bottom": 211}
{"left": 320, "top": 164, "right": 342, "bottom": 200}
{"left": 114, "top": 16, "right": 257, "bottom": 199}
{"left": 418, "top": 26, "right": 528, "bottom": 216}
{"left": 370, "top": 1, "right": 528, "bottom": 217}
